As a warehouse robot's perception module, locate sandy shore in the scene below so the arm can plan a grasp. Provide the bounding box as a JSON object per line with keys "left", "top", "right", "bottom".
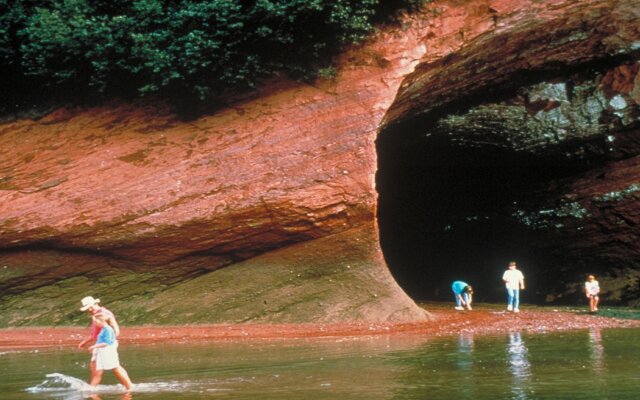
{"left": 2, "top": 304, "right": 639, "bottom": 350}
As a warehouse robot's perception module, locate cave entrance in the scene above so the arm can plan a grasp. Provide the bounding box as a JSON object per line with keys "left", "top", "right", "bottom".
{"left": 373, "top": 18, "right": 640, "bottom": 305}
{"left": 376, "top": 125, "right": 581, "bottom": 304}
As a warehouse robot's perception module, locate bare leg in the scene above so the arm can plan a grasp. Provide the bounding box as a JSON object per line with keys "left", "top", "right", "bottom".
{"left": 89, "top": 356, "right": 97, "bottom": 383}
{"left": 590, "top": 296, "right": 598, "bottom": 312}
{"left": 90, "top": 369, "right": 104, "bottom": 387}
{"left": 113, "top": 366, "right": 133, "bottom": 390}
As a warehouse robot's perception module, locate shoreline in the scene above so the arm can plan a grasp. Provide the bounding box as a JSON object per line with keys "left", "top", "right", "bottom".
{"left": 2, "top": 304, "right": 639, "bottom": 350}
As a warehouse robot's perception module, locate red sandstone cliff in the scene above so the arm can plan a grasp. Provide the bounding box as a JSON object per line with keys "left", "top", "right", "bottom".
{"left": 1, "top": 0, "right": 639, "bottom": 325}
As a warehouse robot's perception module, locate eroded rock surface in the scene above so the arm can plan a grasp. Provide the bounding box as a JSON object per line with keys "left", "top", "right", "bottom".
{"left": 377, "top": 0, "right": 640, "bottom": 304}
{"left": 2, "top": 0, "right": 640, "bottom": 325}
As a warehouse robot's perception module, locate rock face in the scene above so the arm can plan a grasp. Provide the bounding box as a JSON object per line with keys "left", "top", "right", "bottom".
{"left": 377, "top": 0, "right": 640, "bottom": 304}
{"left": 1, "top": 0, "right": 640, "bottom": 326}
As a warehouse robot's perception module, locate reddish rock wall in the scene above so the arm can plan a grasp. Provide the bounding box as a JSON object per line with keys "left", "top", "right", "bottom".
{"left": 1, "top": 0, "right": 639, "bottom": 324}
{"left": 0, "top": 0, "right": 432, "bottom": 324}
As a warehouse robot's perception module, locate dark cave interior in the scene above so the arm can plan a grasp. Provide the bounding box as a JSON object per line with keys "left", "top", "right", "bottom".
{"left": 375, "top": 53, "right": 640, "bottom": 306}
{"left": 376, "top": 123, "right": 596, "bottom": 305}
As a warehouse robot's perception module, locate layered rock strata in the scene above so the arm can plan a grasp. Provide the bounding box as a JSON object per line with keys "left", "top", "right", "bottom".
{"left": 1, "top": 0, "right": 640, "bottom": 325}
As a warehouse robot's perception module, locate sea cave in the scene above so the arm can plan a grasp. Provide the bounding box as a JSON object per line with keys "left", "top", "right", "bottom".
{"left": 377, "top": 58, "right": 640, "bottom": 306}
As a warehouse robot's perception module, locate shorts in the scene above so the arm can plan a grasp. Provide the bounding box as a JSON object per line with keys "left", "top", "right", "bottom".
{"left": 95, "top": 345, "right": 121, "bottom": 370}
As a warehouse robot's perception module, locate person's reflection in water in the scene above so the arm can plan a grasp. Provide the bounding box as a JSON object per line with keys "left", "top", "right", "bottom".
{"left": 86, "top": 391, "right": 132, "bottom": 400}
{"left": 507, "top": 331, "right": 532, "bottom": 400}
{"left": 456, "top": 333, "right": 474, "bottom": 371}
{"left": 120, "top": 392, "right": 132, "bottom": 400}
{"left": 456, "top": 333, "right": 475, "bottom": 397}
{"left": 588, "top": 327, "right": 605, "bottom": 374}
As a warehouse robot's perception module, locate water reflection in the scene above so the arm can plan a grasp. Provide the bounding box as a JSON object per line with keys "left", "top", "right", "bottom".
{"left": 88, "top": 394, "right": 132, "bottom": 400}
{"left": 67, "top": 392, "right": 132, "bottom": 400}
{"left": 456, "top": 333, "right": 474, "bottom": 371}
{"left": 7, "top": 329, "right": 640, "bottom": 400}
{"left": 456, "top": 333, "right": 475, "bottom": 397}
{"left": 507, "top": 332, "right": 531, "bottom": 400}
{"left": 588, "top": 327, "right": 605, "bottom": 374}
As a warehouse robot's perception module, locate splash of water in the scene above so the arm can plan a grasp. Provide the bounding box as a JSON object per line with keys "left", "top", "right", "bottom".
{"left": 25, "top": 373, "right": 129, "bottom": 395}
{"left": 26, "top": 373, "right": 93, "bottom": 393}
{"left": 25, "top": 373, "right": 233, "bottom": 395}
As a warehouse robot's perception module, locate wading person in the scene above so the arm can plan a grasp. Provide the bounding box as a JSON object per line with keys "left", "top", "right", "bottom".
{"left": 585, "top": 274, "right": 600, "bottom": 313}
{"left": 77, "top": 296, "right": 132, "bottom": 389}
{"left": 451, "top": 281, "right": 473, "bottom": 310}
{"left": 502, "top": 261, "right": 525, "bottom": 313}
{"left": 88, "top": 314, "right": 133, "bottom": 390}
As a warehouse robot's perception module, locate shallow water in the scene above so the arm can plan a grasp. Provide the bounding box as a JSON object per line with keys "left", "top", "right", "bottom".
{"left": 2, "top": 328, "right": 640, "bottom": 399}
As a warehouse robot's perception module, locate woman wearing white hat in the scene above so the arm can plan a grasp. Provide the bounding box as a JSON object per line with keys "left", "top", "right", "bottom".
{"left": 77, "top": 296, "right": 133, "bottom": 389}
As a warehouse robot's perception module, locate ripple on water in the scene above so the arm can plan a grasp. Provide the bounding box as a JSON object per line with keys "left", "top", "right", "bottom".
{"left": 25, "top": 372, "right": 234, "bottom": 396}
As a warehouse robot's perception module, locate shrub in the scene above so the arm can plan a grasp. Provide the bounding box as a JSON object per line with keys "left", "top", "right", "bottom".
{"left": 0, "top": 0, "right": 426, "bottom": 116}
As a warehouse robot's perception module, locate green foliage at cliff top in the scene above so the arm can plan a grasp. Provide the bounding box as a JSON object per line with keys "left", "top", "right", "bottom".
{"left": 0, "top": 0, "right": 425, "bottom": 117}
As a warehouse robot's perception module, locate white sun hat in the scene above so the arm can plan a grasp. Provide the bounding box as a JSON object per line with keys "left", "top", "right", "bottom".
{"left": 80, "top": 296, "right": 100, "bottom": 311}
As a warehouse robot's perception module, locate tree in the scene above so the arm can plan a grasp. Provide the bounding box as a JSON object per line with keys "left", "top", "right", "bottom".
{"left": 0, "top": 0, "right": 427, "bottom": 116}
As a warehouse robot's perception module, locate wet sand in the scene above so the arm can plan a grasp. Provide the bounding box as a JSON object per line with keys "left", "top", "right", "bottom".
{"left": 2, "top": 303, "right": 639, "bottom": 349}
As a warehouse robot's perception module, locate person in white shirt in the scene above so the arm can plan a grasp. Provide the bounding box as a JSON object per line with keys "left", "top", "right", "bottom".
{"left": 502, "top": 261, "right": 525, "bottom": 313}
{"left": 584, "top": 274, "right": 600, "bottom": 313}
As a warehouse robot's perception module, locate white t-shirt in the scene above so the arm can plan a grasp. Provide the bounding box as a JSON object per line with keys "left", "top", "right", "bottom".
{"left": 503, "top": 268, "right": 524, "bottom": 289}
{"left": 585, "top": 280, "right": 600, "bottom": 296}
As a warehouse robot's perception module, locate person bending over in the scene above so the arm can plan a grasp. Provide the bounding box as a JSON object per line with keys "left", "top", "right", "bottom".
{"left": 452, "top": 281, "right": 473, "bottom": 310}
